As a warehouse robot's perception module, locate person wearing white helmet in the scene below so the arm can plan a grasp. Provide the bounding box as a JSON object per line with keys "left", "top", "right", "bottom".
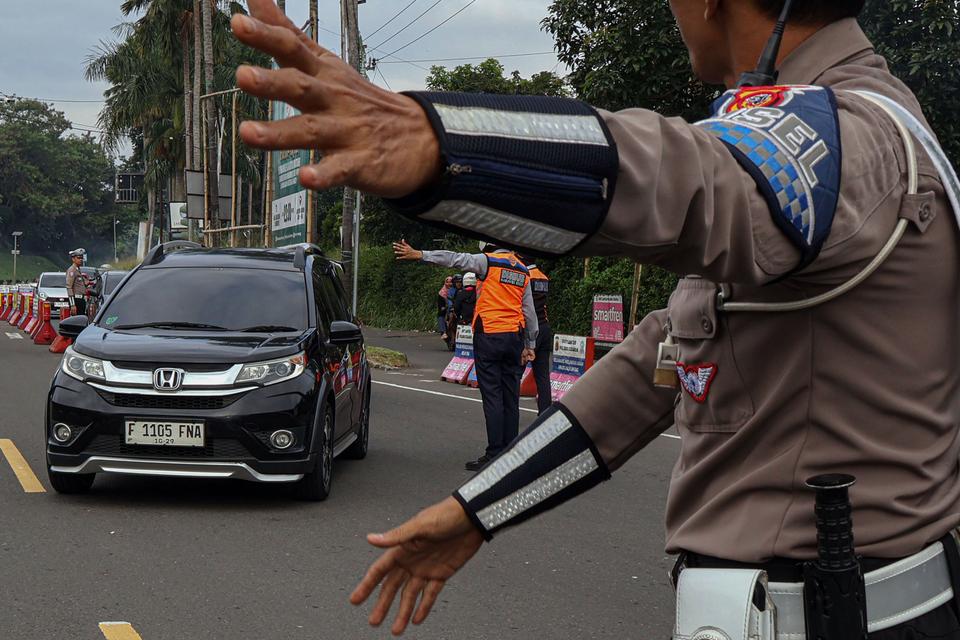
{"left": 65, "top": 248, "right": 87, "bottom": 316}
{"left": 453, "top": 272, "right": 478, "bottom": 332}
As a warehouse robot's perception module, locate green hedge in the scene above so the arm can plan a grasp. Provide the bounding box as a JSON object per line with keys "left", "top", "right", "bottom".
{"left": 355, "top": 244, "right": 678, "bottom": 334}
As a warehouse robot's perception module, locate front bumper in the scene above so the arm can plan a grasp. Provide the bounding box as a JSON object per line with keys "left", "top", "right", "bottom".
{"left": 47, "top": 371, "right": 320, "bottom": 482}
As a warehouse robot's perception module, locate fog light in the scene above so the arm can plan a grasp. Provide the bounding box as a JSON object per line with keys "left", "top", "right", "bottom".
{"left": 270, "top": 429, "right": 294, "bottom": 450}
{"left": 53, "top": 423, "right": 73, "bottom": 443}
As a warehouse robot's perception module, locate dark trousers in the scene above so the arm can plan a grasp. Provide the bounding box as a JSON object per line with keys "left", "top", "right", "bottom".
{"left": 532, "top": 323, "right": 553, "bottom": 415}
{"left": 73, "top": 298, "right": 86, "bottom": 317}
{"left": 473, "top": 330, "right": 524, "bottom": 457}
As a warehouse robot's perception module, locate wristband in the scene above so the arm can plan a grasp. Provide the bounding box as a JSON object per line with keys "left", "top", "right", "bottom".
{"left": 388, "top": 92, "right": 619, "bottom": 257}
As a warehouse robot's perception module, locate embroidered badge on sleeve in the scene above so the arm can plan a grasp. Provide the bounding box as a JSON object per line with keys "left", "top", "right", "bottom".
{"left": 696, "top": 85, "right": 842, "bottom": 272}
{"left": 676, "top": 362, "right": 718, "bottom": 403}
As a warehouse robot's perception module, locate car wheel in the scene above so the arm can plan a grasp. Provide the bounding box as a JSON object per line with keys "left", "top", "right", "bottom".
{"left": 343, "top": 384, "right": 370, "bottom": 460}
{"left": 297, "top": 404, "right": 334, "bottom": 501}
{"left": 47, "top": 467, "right": 95, "bottom": 494}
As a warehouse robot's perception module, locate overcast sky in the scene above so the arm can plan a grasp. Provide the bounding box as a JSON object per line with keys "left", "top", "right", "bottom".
{"left": 0, "top": 0, "right": 564, "bottom": 160}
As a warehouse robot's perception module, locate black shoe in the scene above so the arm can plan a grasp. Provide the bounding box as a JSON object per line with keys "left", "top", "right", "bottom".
{"left": 465, "top": 454, "right": 492, "bottom": 471}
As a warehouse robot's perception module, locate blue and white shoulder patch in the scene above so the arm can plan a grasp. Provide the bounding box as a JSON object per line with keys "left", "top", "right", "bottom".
{"left": 696, "top": 85, "right": 842, "bottom": 270}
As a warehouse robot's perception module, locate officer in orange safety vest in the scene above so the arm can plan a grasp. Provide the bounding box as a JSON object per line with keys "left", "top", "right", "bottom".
{"left": 394, "top": 239, "right": 538, "bottom": 470}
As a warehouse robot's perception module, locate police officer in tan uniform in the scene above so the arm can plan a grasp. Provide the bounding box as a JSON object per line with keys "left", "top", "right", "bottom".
{"left": 232, "top": 0, "right": 960, "bottom": 636}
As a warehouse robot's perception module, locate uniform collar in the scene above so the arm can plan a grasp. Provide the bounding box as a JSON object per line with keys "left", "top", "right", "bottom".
{"left": 777, "top": 18, "right": 874, "bottom": 85}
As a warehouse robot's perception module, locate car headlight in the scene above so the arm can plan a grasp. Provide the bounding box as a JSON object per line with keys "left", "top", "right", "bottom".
{"left": 61, "top": 346, "right": 106, "bottom": 381}
{"left": 235, "top": 353, "right": 306, "bottom": 386}
{"left": 38, "top": 292, "right": 47, "bottom": 299}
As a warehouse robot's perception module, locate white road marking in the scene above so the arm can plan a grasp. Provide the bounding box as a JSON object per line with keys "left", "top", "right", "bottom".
{"left": 5, "top": 333, "right": 23, "bottom": 340}
{"left": 372, "top": 380, "right": 681, "bottom": 441}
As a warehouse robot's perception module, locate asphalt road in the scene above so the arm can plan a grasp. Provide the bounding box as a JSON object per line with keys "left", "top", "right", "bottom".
{"left": 0, "top": 326, "right": 680, "bottom": 639}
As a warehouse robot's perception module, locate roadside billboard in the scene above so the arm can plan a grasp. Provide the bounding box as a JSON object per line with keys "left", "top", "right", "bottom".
{"left": 592, "top": 294, "right": 624, "bottom": 347}
{"left": 270, "top": 63, "right": 310, "bottom": 246}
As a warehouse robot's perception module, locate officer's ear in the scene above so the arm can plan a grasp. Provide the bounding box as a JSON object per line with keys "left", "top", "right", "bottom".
{"left": 704, "top": 0, "right": 720, "bottom": 20}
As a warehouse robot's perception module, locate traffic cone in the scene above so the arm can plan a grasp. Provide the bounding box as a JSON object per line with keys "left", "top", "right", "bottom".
{"left": 23, "top": 297, "right": 39, "bottom": 333}
{"left": 519, "top": 364, "right": 538, "bottom": 397}
{"left": 33, "top": 303, "right": 57, "bottom": 346}
{"left": 49, "top": 306, "right": 72, "bottom": 354}
{"left": 18, "top": 295, "right": 34, "bottom": 331}
{"left": 8, "top": 294, "right": 24, "bottom": 326}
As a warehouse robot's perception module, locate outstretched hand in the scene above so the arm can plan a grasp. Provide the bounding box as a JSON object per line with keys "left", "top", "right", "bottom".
{"left": 232, "top": 0, "right": 442, "bottom": 198}
{"left": 350, "top": 496, "right": 484, "bottom": 635}
{"left": 392, "top": 239, "right": 423, "bottom": 261}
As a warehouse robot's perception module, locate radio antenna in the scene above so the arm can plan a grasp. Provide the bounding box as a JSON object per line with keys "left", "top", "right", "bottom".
{"left": 738, "top": 0, "right": 797, "bottom": 87}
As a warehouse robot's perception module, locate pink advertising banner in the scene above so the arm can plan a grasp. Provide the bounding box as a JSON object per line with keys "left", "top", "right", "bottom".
{"left": 591, "top": 294, "right": 624, "bottom": 344}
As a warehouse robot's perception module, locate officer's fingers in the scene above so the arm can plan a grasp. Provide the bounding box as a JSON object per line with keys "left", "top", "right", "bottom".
{"left": 367, "top": 519, "right": 418, "bottom": 548}
{"left": 299, "top": 152, "right": 366, "bottom": 192}
{"left": 350, "top": 550, "right": 397, "bottom": 605}
{"left": 391, "top": 576, "right": 425, "bottom": 635}
{"left": 247, "top": 0, "right": 332, "bottom": 59}
{"left": 239, "top": 113, "right": 339, "bottom": 151}
{"left": 369, "top": 569, "right": 406, "bottom": 627}
{"left": 231, "top": 14, "right": 323, "bottom": 76}
{"left": 412, "top": 579, "right": 445, "bottom": 625}
{"left": 236, "top": 66, "right": 327, "bottom": 111}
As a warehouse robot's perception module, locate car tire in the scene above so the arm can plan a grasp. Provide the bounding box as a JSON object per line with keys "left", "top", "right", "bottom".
{"left": 47, "top": 467, "right": 95, "bottom": 494}
{"left": 297, "top": 404, "right": 334, "bottom": 501}
{"left": 343, "top": 384, "right": 370, "bottom": 460}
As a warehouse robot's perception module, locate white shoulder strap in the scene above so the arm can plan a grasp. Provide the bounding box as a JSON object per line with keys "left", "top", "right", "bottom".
{"left": 719, "top": 90, "right": 958, "bottom": 313}
{"left": 853, "top": 90, "right": 960, "bottom": 228}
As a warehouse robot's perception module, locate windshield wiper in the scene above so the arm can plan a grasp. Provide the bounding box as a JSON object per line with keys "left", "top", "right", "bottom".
{"left": 237, "top": 325, "right": 301, "bottom": 333}
{"left": 113, "top": 321, "right": 228, "bottom": 331}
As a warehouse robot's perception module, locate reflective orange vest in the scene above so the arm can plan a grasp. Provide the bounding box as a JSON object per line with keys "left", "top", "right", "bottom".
{"left": 474, "top": 252, "right": 529, "bottom": 334}
{"left": 526, "top": 264, "right": 549, "bottom": 325}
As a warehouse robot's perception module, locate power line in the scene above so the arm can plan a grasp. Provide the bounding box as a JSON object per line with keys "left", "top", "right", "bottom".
{"left": 369, "top": 0, "right": 445, "bottom": 50}
{"left": 315, "top": 23, "right": 430, "bottom": 70}
{"left": 381, "top": 0, "right": 478, "bottom": 60}
{"left": 365, "top": 0, "right": 419, "bottom": 40}
{"left": 379, "top": 51, "right": 555, "bottom": 64}
{"left": 376, "top": 66, "right": 393, "bottom": 91}
{"left": 1, "top": 92, "right": 105, "bottom": 104}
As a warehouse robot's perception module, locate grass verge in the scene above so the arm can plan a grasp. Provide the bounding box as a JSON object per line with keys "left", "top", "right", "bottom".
{"left": 366, "top": 346, "right": 409, "bottom": 370}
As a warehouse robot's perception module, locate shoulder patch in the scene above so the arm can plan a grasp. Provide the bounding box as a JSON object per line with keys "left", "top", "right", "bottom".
{"left": 696, "top": 85, "right": 842, "bottom": 271}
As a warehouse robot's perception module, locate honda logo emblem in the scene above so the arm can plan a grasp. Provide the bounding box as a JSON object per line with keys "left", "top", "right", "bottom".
{"left": 153, "top": 368, "right": 185, "bottom": 391}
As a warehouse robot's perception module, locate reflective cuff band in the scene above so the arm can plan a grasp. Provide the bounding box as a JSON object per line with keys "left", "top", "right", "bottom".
{"left": 389, "top": 92, "right": 619, "bottom": 257}
{"left": 454, "top": 404, "right": 610, "bottom": 540}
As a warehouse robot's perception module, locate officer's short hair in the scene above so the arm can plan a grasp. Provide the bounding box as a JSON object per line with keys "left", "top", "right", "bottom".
{"left": 754, "top": 0, "right": 865, "bottom": 24}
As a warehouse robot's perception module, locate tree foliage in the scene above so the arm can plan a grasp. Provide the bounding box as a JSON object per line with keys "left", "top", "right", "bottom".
{"left": 426, "top": 59, "right": 571, "bottom": 97}
{"left": 543, "top": 0, "right": 715, "bottom": 116}
{"left": 0, "top": 99, "right": 139, "bottom": 262}
{"left": 861, "top": 0, "right": 960, "bottom": 163}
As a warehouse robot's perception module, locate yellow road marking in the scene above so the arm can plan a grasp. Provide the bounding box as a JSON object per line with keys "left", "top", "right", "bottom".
{"left": 99, "top": 622, "right": 144, "bottom": 640}
{"left": 0, "top": 439, "right": 45, "bottom": 493}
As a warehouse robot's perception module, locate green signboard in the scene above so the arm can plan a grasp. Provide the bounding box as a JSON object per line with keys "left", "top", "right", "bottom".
{"left": 270, "top": 72, "right": 310, "bottom": 246}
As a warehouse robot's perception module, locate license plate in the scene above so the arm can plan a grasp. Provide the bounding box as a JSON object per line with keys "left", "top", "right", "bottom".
{"left": 124, "top": 420, "right": 205, "bottom": 447}
{"left": 55, "top": 301, "right": 69, "bottom": 308}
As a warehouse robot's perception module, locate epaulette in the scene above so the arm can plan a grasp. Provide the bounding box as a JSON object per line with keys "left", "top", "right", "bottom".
{"left": 696, "top": 85, "right": 842, "bottom": 271}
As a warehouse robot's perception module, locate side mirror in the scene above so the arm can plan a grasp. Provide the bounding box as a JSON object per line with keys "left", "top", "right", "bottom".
{"left": 58, "top": 314, "right": 89, "bottom": 339}
{"left": 329, "top": 320, "right": 362, "bottom": 345}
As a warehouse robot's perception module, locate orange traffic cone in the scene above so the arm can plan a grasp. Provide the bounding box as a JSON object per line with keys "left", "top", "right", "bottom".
{"left": 49, "top": 306, "right": 72, "bottom": 354}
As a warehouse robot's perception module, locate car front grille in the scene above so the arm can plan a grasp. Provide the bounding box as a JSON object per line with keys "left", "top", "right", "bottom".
{"left": 96, "top": 391, "right": 236, "bottom": 410}
{"left": 84, "top": 434, "right": 251, "bottom": 459}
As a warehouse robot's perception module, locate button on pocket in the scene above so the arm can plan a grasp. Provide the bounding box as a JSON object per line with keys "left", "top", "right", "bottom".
{"left": 667, "top": 278, "right": 755, "bottom": 433}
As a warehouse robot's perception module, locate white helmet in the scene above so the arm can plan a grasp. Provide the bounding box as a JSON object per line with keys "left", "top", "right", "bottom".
{"left": 68, "top": 248, "right": 86, "bottom": 258}
{"left": 463, "top": 272, "right": 477, "bottom": 286}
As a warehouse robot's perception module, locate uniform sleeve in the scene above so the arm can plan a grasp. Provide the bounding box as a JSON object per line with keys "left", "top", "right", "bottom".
{"left": 65, "top": 268, "right": 75, "bottom": 290}
{"left": 387, "top": 92, "right": 800, "bottom": 285}
{"left": 521, "top": 282, "right": 538, "bottom": 349}
{"left": 453, "top": 310, "right": 677, "bottom": 538}
{"left": 419, "top": 250, "right": 488, "bottom": 277}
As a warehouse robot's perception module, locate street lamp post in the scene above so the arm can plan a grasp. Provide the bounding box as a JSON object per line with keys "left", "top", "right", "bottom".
{"left": 10, "top": 231, "right": 23, "bottom": 282}
{"left": 113, "top": 219, "right": 119, "bottom": 263}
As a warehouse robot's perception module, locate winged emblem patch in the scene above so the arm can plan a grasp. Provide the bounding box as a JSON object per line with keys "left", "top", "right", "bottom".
{"left": 676, "top": 363, "right": 717, "bottom": 403}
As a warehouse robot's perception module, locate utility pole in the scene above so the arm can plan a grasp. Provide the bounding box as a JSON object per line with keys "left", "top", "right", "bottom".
{"left": 306, "top": 0, "right": 318, "bottom": 245}
{"left": 341, "top": 0, "right": 362, "bottom": 308}
{"left": 201, "top": 0, "right": 219, "bottom": 239}
{"left": 11, "top": 232, "right": 22, "bottom": 283}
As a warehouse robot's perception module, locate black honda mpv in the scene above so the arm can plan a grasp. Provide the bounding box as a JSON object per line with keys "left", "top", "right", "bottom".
{"left": 46, "top": 242, "right": 370, "bottom": 501}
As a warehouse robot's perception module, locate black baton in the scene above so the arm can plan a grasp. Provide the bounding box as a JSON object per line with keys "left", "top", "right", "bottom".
{"left": 802, "top": 474, "right": 868, "bottom": 640}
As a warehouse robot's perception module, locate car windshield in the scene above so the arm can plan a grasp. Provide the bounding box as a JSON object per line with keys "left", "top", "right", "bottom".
{"left": 39, "top": 274, "right": 66, "bottom": 288}
{"left": 100, "top": 267, "right": 308, "bottom": 332}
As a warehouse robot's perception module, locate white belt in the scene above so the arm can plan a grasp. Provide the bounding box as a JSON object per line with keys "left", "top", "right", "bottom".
{"left": 674, "top": 541, "right": 954, "bottom": 640}
{"left": 769, "top": 541, "right": 954, "bottom": 637}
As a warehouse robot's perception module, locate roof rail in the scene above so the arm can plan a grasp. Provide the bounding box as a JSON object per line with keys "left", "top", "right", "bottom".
{"left": 144, "top": 240, "right": 203, "bottom": 265}
{"left": 284, "top": 243, "right": 324, "bottom": 270}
